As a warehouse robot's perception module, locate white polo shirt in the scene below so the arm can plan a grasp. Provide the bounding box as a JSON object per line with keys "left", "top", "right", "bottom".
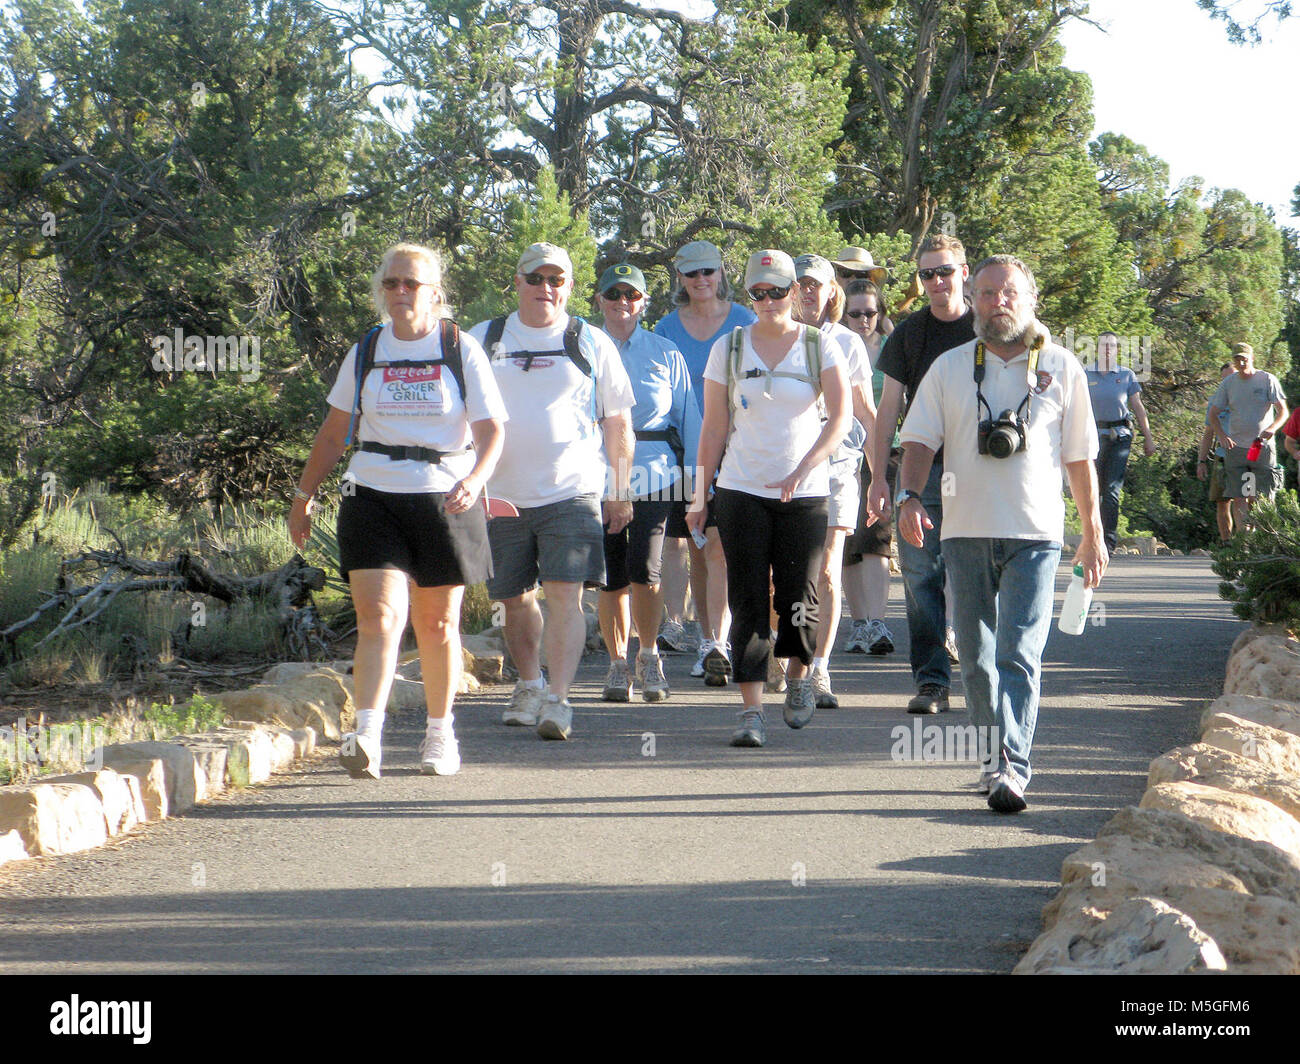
{"left": 899, "top": 339, "right": 1097, "bottom": 541}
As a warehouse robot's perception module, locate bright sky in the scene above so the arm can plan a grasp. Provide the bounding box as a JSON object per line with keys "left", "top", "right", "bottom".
{"left": 1060, "top": 0, "right": 1300, "bottom": 230}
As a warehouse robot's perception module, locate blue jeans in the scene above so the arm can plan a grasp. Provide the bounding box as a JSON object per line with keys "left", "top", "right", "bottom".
{"left": 1094, "top": 431, "right": 1132, "bottom": 553}
{"left": 942, "top": 537, "right": 1061, "bottom": 790}
{"left": 897, "top": 462, "right": 950, "bottom": 689}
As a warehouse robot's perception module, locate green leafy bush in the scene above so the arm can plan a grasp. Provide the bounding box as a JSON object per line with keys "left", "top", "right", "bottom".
{"left": 1211, "top": 493, "right": 1300, "bottom": 628}
{"left": 143, "top": 694, "right": 225, "bottom": 737}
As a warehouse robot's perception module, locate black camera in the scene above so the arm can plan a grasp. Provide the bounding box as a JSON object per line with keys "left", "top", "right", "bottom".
{"left": 978, "top": 409, "right": 1027, "bottom": 458}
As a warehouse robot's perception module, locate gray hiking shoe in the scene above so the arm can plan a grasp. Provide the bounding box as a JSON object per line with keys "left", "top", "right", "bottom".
{"left": 730, "top": 707, "right": 767, "bottom": 748}
{"left": 783, "top": 676, "right": 816, "bottom": 729}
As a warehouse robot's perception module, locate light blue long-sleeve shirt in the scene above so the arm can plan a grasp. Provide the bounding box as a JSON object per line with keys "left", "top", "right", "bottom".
{"left": 602, "top": 324, "right": 703, "bottom": 498}
{"left": 653, "top": 303, "right": 757, "bottom": 413}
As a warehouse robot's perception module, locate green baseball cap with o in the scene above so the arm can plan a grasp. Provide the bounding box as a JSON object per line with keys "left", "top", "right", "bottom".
{"left": 598, "top": 262, "right": 647, "bottom": 295}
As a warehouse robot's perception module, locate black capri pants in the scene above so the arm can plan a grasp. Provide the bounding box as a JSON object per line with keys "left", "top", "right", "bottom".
{"left": 713, "top": 487, "right": 828, "bottom": 684}
{"left": 602, "top": 498, "right": 673, "bottom": 592}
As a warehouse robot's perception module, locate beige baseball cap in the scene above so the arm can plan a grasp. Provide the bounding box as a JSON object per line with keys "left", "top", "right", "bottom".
{"left": 673, "top": 240, "right": 724, "bottom": 274}
{"left": 743, "top": 250, "right": 797, "bottom": 289}
{"left": 517, "top": 242, "right": 573, "bottom": 276}
{"left": 831, "top": 246, "right": 888, "bottom": 284}
{"left": 793, "top": 254, "right": 835, "bottom": 286}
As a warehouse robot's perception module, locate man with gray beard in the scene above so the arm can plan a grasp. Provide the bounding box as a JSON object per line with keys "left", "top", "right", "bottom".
{"left": 895, "top": 255, "right": 1106, "bottom": 813}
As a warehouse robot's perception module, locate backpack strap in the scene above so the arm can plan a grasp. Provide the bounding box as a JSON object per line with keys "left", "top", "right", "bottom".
{"left": 563, "top": 316, "right": 592, "bottom": 377}
{"left": 439, "top": 318, "right": 466, "bottom": 404}
{"left": 484, "top": 315, "right": 507, "bottom": 358}
{"left": 345, "top": 325, "right": 383, "bottom": 446}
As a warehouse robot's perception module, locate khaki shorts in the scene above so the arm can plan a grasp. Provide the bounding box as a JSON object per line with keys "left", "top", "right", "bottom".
{"left": 1223, "top": 443, "right": 1278, "bottom": 500}
{"left": 1207, "top": 458, "right": 1226, "bottom": 503}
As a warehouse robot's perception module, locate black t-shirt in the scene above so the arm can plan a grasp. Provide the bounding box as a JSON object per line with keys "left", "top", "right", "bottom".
{"left": 876, "top": 306, "right": 977, "bottom": 414}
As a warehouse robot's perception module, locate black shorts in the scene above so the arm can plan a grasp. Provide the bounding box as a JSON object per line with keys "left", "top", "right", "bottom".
{"left": 665, "top": 499, "right": 689, "bottom": 539}
{"left": 844, "top": 449, "right": 899, "bottom": 563}
{"left": 603, "top": 499, "right": 673, "bottom": 591}
{"left": 337, "top": 484, "right": 493, "bottom": 588}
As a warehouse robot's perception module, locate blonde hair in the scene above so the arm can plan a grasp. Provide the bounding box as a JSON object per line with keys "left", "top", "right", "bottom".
{"left": 370, "top": 243, "right": 451, "bottom": 323}
{"left": 918, "top": 233, "right": 966, "bottom": 264}
{"left": 794, "top": 277, "right": 845, "bottom": 325}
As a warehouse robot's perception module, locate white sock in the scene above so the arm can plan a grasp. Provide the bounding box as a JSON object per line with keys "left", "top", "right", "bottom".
{"left": 520, "top": 675, "right": 545, "bottom": 690}
{"left": 355, "top": 709, "right": 385, "bottom": 738}
{"left": 638, "top": 648, "right": 660, "bottom": 661}
{"left": 812, "top": 656, "right": 828, "bottom": 675}
{"left": 425, "top": 714, "right": 453, "bottom": 736}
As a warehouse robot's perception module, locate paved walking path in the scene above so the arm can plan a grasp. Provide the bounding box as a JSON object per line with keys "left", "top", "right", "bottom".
{"left": 0, "top": 556, "right": 1239, "bottom": 973}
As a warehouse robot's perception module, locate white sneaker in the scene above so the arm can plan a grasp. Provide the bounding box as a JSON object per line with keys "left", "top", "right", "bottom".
{"left": 844, "top": 619, "right": 871, "bottom": 653}
{"left": 602, "top": 659, "right": 633, "bottom": 702}
{"left": 977, "top": 769, "right": 997, "bottom": 795}
{"left": 656, "top": 619, "right": 696, "bottom": 653}
{"left": 420, "top": 727, "right": 461, "bottom": 776}
{"left": 339, "top": 731, "right": 381, "bottom": 779}
{"left": 691, "top": 639, "right": 713, "bottom": 678}
{"left": 945, "top": 626, "right": 960, "bottom": 666}
{"left": 866, "top": 619, "right": 895, "bottom": 655}
{"left": 537, "top": 696, "right": 573, "bottom": 741}
{"left": 637, "top": 652, "right": 670, "bottom": 702}
{"left": 503, "top": 681, "right": 545, "bottom": 726}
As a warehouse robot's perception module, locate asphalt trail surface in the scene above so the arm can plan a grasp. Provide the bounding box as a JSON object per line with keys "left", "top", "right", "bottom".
{"left": 0, "top": 556, "right": 1239, "bottom": 974}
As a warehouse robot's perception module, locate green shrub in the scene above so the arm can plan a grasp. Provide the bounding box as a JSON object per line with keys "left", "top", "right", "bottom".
{"left": 1211, "top": 493, "right": 1300, "bottom": 629}
{"left": 142, "top": 693, "right": 225, "bottom": 737}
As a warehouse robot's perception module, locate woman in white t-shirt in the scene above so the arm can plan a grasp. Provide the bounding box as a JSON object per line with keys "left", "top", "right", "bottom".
{"left": 686, "top": 249, "right": 850, "bottom": 748}
{"left": 289, "top": 243, "right": 507, "bottom": 780}
{"left": 790, "top": 254, "right": 876, "bottom": 711}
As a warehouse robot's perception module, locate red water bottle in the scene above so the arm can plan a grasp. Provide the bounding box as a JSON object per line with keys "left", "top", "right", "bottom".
{"left": 1247, "top": 436, "right": 1263, "bottom": 462}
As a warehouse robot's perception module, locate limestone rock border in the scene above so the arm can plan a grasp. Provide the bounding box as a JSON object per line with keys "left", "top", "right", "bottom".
{"left": 1017, "top": 625, "right": 1300, "bottom": 974}
{"left": 0, "top": 665, "right": 341, "bottom": 870}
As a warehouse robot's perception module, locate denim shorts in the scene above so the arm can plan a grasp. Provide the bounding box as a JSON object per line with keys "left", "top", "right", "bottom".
{"left": 486, "top": 493, "right": 606, "bottom": 599}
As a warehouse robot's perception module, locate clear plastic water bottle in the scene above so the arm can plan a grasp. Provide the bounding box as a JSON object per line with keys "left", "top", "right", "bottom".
{"left": 1058, "top": 563, "right": 1092, "bottom": 635}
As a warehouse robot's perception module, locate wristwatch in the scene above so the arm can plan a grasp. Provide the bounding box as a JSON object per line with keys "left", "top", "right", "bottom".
{"left": 895, "top": 488, "right": 923, "bottom": 508}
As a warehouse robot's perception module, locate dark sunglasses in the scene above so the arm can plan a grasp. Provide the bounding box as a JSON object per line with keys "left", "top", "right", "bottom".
{"left": 835, "top": 267, "right": 872, "bottom": 279}
{"left": 601, "top": 286, "right": 643, "bottom": 303}
{"left": 917, "top": 264, "right": 958, "bottom": 282}
{"left": 845, "top": 308, "right": 879, "bottom": 320}
{"left": 524, "top": 272, "right": 567, "bottom": 288}
{"left": 748, "top": 285, "right": 791, "bottom": 302}
{"left": 382, "top": 277, "right": 434, "bottom": 291}
{"left": 682, "top": 268, "right": 717, "bottom": 278}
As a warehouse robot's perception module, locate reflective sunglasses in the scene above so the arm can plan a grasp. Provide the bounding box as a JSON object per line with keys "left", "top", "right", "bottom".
{"left": 382, "top": 277, "right": 434, "bottom": 292}
{"left": 748, "top": 285, "right": 792, "bottom": 302}
{"left": 845, "top": 308, "right": 879, "bottom": 320}
{"left": 524, "top": 272, "right": 567, "bottom": 288}
{"left": 917, "top": 264, "right": 958, "bottom": 282}
{"left": 682, "top": 268, "right": 717, "bottom": 278}
{"left": 601, "top": 286, "right": 643, "bottom": 303}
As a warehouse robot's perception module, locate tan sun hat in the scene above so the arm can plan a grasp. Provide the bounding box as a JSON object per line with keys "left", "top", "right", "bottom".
{"left": 831, "top": 246, "right": 888, "bottom": 285}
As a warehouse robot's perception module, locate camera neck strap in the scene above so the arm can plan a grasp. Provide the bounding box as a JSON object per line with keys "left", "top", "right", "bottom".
{"left": 974, "top": 340, "right": 1039, "bottom": 421}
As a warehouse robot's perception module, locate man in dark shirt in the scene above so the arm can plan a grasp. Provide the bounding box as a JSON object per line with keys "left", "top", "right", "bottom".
{"left": 866, "top": 233, "right": 976, "bottom": 714}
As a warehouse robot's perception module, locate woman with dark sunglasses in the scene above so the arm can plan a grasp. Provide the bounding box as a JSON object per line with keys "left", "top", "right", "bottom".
{"left": 290, "top": 243, "right": 506, "bottom": 779}
{"left": 653, "top": 241, "right": 756, "bottom": 688}
{"left": 687, "top": 250, "right": 850, "bottom": 748}
{"left": 594, "top": 263, "right": 702, "bottom": 705}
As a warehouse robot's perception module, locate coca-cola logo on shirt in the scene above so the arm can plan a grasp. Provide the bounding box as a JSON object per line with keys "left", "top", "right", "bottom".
{"left": 382, "top": 366, "right": 441, "bottom": 383}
